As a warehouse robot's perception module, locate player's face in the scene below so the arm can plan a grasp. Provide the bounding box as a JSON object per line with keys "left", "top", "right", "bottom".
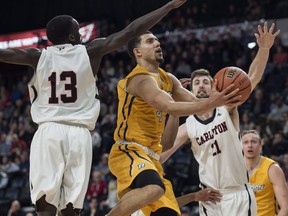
{"left": 137, "top": 33, "right": 164, "bottom": 64}
{"left": 241, "top": 133, "right": 262, "bottom": 159}
{"left": 191, "top": 75, "right": 212, "bottom": 98}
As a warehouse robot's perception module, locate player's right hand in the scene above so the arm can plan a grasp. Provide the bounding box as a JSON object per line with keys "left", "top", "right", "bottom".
{"left": 209, "top": 80, "right": 242, "bottom": 107}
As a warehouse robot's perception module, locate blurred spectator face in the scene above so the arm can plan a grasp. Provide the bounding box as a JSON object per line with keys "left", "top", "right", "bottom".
{"left": 10, "top": 200, "right": 21, "bottom": 212}
{"left": 242, "top": 132, "right": 262, "bottom": 159}
{"left": 92, "top": 170, "right": 102, "bottom": 182}
{"left": 1, "top": 155, "right": 9, "bottom": 164}
{"left": 191, "top": 75, "right": 211, "bottom": 99}
{"left": 89, "top": 198, "right": 98, "bottom": 209}
{"left": 283, "top": 154, "right": 288, "bottom": 166}
{"left": 254, "top": 89, "right": 263, "bottom": 101}
{"left": 101, "top": 153, "right": 109, "bottom": 164}
{"left": 0, "top": 133, "right": 6, "bottom": 142}
{"left": 273, "top": 133, "right": 283, "bottom": 145}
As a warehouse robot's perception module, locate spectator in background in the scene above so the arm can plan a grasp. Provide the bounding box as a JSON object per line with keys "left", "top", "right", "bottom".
{"left": 81, "top": 197, "right": 105, "bottom": 216}
{"left": 273, "top": 44, "right": 288, "bottom": 66}
{"left": 94, "top": 153, "right": 110, "bottom": 181}
{"left": 86, "top": 170, "right": 108, "bottom": 201}
{"left": 101, "top": 179, "right": 117, "bottom": 212}
{"left": 7, "top": 200, "right": 25, "bottom": 216}
{"left": 0, "top": 155, "right": 20, "bottom": 174}
{"left": 283, "top": 112, "right": 288, "bottom": 138}
{"left": 240, "top": 111, "right": 255, "bottom": 131}
{"left": 270, "top": 132, "right": 288, "bottom": 162}
{"left": 9, "top": 134, "right": 27, "bottom": 157}
{"left": 0, "top": 132, "right": 11, "bottom": 156}
{"left": 250, "top": 88, "right": 268, "bottom": 116}
{"left": 267, "top": 95, "right": 288, "bottom": 122}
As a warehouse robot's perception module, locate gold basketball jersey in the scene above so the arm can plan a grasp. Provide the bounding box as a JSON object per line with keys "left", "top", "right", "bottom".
{"left": 114, "top": 65, "right": 173, "bottom": 154}
{"left": 249, "top": 156, "right": 279, "bottom": 216}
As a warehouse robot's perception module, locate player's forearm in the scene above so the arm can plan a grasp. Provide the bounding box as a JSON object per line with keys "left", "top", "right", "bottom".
{"left": 176, "top": 193, "right": 196, "bottom": 207}
{"left": 124, "top": 2, "right": 176, "bottom": 37}
{"left": 248, "top": 47, "right": 270, "bottom": 90}
{"left": 165, "top": 100, "right": 214, "bottom": 117}
{"left": 277, "top": 207, "right": 288, "bottom": 216}
{"left": 161, "top": 115, "right": 179, "bottom": 152}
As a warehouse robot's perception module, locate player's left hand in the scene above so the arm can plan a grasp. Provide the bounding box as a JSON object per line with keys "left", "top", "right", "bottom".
{"left": 255, "top": 22, "right": 280, "bottom": 50}
{"left": 195, "top": 188, "right": 222, "bottom": 203}
{"left": 179, "top": 78, "right": 190, "bottom": 89}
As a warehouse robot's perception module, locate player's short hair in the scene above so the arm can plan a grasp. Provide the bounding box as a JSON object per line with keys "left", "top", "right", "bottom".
{"left": 127, "top": 31, "right": 152, "bottom": 62}
{"left": 46, "top": 15, "right": 74, "bottom": 44}
{"left": 190, "top": 69, "right": 213, "bottom": 89}
{"left": 241, "top": 130, "right": 262, "bottom": 144}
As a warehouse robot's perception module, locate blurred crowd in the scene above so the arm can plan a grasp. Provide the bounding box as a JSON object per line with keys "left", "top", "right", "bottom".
{"left": 0, "top": 0, "right": 288, "bottom": 215}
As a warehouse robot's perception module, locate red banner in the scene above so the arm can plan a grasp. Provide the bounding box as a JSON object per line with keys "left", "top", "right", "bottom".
{"left": 0, "top": 21, "right": 98, "bottom": 49}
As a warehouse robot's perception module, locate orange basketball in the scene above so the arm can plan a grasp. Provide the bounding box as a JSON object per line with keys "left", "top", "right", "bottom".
{"left": 213, "top": 66, "right": 252, "bottom": 102}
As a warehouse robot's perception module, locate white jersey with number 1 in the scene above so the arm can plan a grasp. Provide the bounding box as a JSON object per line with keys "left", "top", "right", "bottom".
{"left": 186, "top": 106, "right": 248, "bottom": 189}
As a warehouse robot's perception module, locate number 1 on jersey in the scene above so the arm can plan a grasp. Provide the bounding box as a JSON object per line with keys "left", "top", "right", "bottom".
{"left": 211, "top": 140, "right": 222, "bottom": 156}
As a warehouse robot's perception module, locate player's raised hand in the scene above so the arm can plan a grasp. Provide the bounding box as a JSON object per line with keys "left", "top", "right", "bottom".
{"left": 255, "top": 22, "right": 280, "bottom": 50}
{"left": 169, "top": 0, "right": 187, "bottom": 8}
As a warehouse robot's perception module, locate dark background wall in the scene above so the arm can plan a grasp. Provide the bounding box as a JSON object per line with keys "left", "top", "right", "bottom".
{"left": 0, "top": 0, "right": 287, "bottom": 35}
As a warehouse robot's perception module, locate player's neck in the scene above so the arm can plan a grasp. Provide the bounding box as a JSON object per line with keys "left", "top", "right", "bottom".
{"left": 246, "top": 155, "right": 262, "bottom": 172}
{"left": 138, "top": 61, "right": 159, "bottom": 73}
{"left": 197, "top": 109, "right": 214, "bottom": 120}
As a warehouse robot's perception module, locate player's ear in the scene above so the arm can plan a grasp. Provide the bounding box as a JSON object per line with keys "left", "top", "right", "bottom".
{"left": 134, "top": 48, "right": 141, "bottom": 58}
{"left": 68, "top": 33, "right": 75, "bottom": 42}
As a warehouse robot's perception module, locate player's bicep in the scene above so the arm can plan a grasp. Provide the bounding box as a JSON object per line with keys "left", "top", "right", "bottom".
{"left": 130, "top": 75, "right": 174, "bottom": 112}
{"left": 269, "top": 164, "right": 288, "bottom": 208}
{"left": 88, "top": 29, "right": 135, "bottom": 56}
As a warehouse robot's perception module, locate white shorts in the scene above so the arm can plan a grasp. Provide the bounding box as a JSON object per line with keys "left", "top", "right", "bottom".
{"left": 199, "top": 184, "right": 257, "bottom": 216}
{"left": 29, "top": 122, "right": 92, "bottom": 210}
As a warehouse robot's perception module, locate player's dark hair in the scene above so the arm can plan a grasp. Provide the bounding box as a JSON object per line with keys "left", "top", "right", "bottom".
{"left": 190, "top": 69, "right": 213, "bottom": 89}
{"left": 46, "top": 15, "right": 74, "bottom": 45}
{"left": 127, "top": 31, "right": 152, "bottom": 62}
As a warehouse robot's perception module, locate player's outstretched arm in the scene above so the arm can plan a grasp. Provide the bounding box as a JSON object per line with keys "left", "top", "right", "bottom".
{"left": 88, "top": 0, "right": 187, "bottom": 56}
{"left": 176, "top": 188, "right": 221, "bottom": 207}
{"left": 269, "top": 164, "right": 288, "bottom": 216}
{"left": 248, "top": 22, "right": 280, "bottom": 90}
{"left": 160, "top": 123, "right": 189, "bottom": 164}
{"left": 0, "top": 47, "right": 41, "bottom": 69}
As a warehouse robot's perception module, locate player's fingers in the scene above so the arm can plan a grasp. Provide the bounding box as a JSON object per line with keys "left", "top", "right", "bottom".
{"left": 273, "top": 29, "right": 281, "bottom": 37}
{"left": 268, "top": 23, "right": 275, "bottom": 33}
{"left": 221, "top": 84, "right": 236, "bottom": 95}
{"left": 212, "top": 79, "right": 218, "bottom": 90}
{"left": 263, "top": 21, "right": 268, "bottom": 33}
{"left": 254, "top": 33, "right": 259, "bottom": 40}
{"left": 258, "top": 24, "right": 263, "bottom": 35}
{"left": 224, "top": 87, "right": 242, "bottom": 102}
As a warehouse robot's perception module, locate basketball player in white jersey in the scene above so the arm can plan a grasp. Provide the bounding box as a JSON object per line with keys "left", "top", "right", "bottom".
{"left": 160, "top": 22, "right": 280, "bottom": 215}
{"left": 0, "top": 1, "right": 189, "bottom": 215}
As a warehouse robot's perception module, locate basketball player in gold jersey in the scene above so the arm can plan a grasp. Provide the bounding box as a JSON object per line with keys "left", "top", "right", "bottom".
{"left": 106, "top": 30, "right": 241, "bottom": 216}
{"left": 242, "top": 130, "right": 288, "bottom": 216}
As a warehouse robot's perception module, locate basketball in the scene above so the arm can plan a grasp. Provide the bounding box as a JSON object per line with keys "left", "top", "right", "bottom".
{"left": 213, "top": 66, "right": 252, "bottom": 102}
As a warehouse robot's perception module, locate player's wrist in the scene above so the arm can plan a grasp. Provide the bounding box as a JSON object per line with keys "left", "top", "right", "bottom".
{"left": 259, "top": 47, "right": 270, "bottom": 51}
